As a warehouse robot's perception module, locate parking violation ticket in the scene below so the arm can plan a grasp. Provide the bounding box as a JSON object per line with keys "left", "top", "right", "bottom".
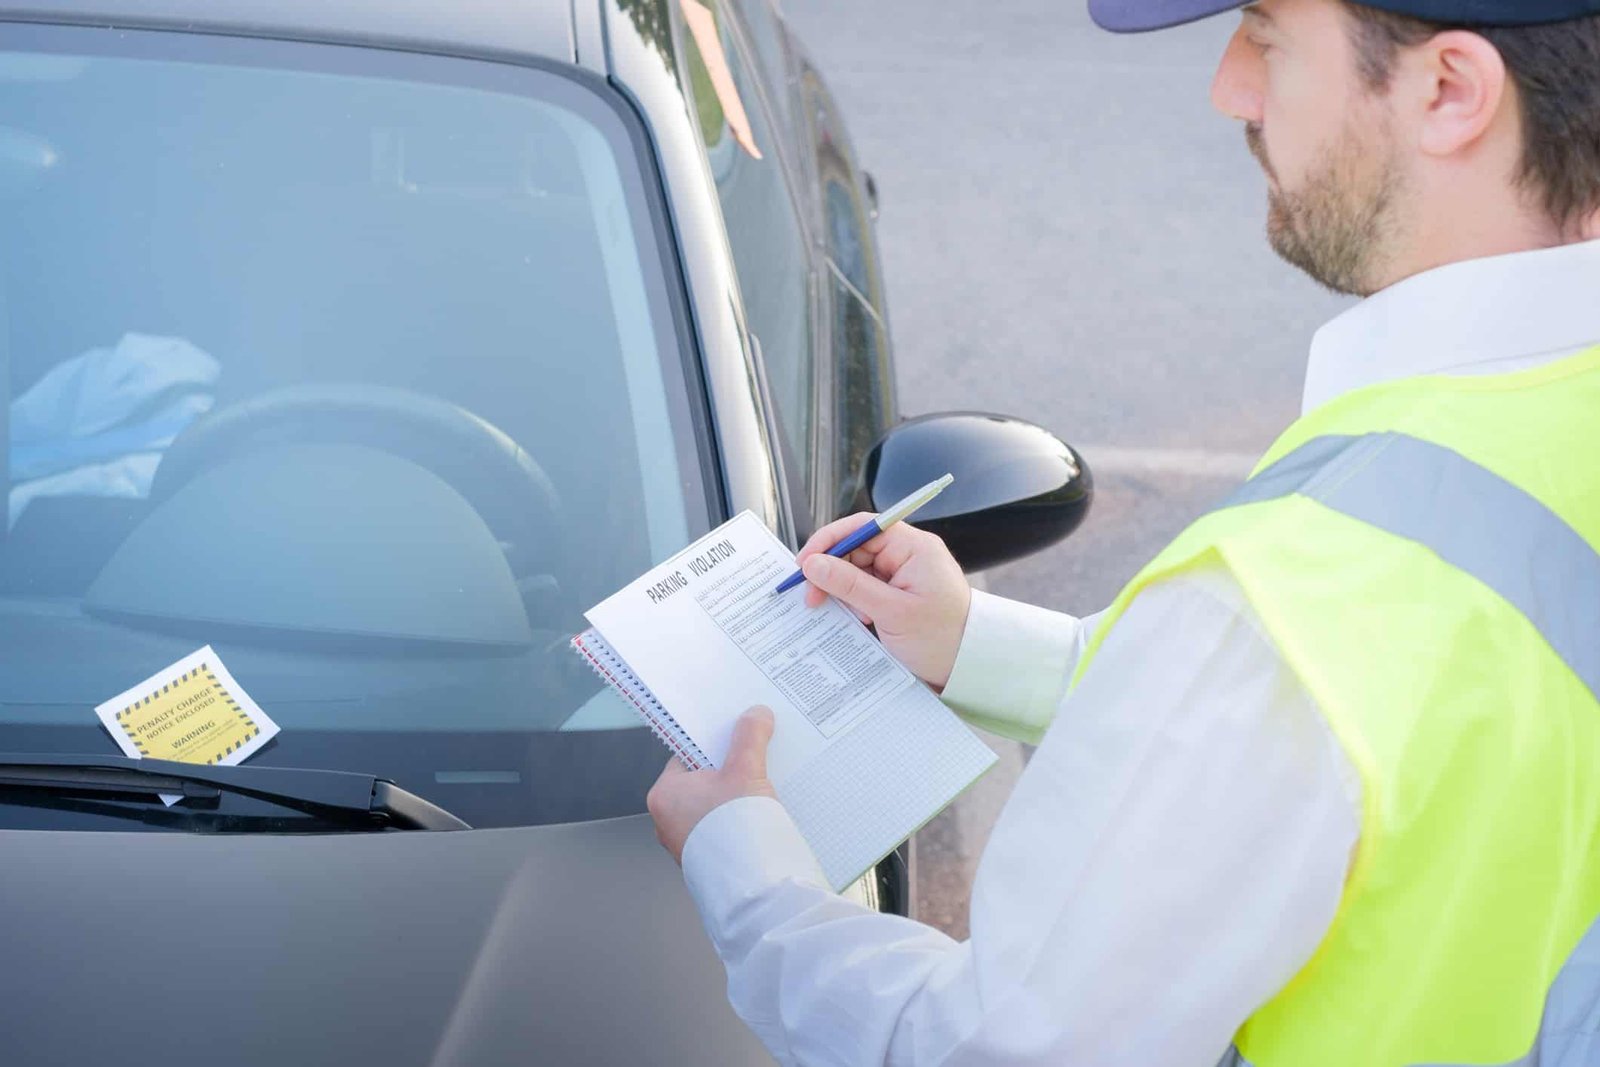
{"left": 95, "top": 645, "right": 280, "bottom": 804}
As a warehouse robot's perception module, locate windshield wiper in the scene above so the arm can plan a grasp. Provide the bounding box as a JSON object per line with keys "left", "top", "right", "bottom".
{"left": 0, "top": 753, "right": 469, "bottom": 831}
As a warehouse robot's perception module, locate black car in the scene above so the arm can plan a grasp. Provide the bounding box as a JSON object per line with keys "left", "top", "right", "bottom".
{"left": 0, "top": 0, "right": 1089, "bottom": 1062}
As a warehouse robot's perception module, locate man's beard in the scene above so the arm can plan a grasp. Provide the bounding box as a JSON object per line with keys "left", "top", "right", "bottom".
{"left": 1245, "top": 119, "right": 1403, "bottom": 297}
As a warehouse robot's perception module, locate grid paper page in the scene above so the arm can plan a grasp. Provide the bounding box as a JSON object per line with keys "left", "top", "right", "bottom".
{"left": 779, "top": 681, "right": 996, "bottom": 891}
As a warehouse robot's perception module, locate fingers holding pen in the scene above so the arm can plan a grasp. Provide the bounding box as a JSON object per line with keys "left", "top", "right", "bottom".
{"left": 871, "top": 528, "right": 924, "bottom": 581}
{"left": 804, "top": 572, "right": 873, "bottom": 614}
{"left": 798, "top": 514, "right": 888, "bottom": 609}
{"left": 848, "top": 546, "right": 878, "bottom": 570}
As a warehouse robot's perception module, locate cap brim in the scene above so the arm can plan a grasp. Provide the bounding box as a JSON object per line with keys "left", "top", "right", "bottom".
{"left": 1088, "top": 0, "right": 1251, "bottom": 32}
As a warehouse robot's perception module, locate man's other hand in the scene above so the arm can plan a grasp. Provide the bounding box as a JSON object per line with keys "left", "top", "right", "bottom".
{"left": 647, "top": 706, "right": 778, "bottom": 864}
{"left": 796, "top": 515, "right": 971, "bottom": 690}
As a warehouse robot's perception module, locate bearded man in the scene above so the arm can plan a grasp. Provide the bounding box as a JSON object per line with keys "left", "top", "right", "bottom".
{"left": 646, "top": 1, "right": 1600, "bottom": 1063}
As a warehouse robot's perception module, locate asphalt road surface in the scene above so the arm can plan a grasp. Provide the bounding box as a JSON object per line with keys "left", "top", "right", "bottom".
{"left": 783, "top": 0, "right": 1351, "bottom": 937}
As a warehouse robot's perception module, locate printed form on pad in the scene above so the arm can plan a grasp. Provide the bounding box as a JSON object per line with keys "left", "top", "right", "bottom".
{"left": 575, "top": 510, "right": 996, "bottom": 891}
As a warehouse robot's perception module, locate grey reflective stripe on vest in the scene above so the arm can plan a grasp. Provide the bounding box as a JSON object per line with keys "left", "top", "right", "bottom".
{"left": 1222, "top": 431, "right": 1600, "bottom": 704}
{"left": 1213, "top": 432, "right": 1600, "bottom": 1067}
{"left": 1214, "top": 913, "right": 1600, "bottom": 1064}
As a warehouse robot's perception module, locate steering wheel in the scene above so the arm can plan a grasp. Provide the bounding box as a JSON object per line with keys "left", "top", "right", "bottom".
{"left": 151, "top": 384, "right": 564, "bottom": 578}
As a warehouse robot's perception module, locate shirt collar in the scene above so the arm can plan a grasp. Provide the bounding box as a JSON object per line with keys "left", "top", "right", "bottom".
{"left": 1303, "top": 238, "right": 1600, "bottom": 414}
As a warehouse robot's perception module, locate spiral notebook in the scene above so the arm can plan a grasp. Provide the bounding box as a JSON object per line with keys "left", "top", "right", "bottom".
{"left": 571, "top": 628, "right": 710, "bottom": 770}
{"left": 571, "top": 511, "right": 996, "bottom": 891}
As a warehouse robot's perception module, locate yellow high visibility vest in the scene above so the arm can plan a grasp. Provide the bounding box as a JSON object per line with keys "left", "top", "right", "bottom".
{"left": 1073, "top": 346, "right": 1600, "bottom": 1066}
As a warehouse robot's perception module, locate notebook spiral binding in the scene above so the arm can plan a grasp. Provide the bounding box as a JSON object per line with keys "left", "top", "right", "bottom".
{"left": 571, "top": 628, "right": 709, "bottom": 771}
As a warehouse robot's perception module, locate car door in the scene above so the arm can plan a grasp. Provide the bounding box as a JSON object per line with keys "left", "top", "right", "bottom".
{"left": 797, "top": 56, "right": 897, "bottom": 516}
{"left": 728, "top": 0, "right": 898, "bottom": 514}
{"left": 670, "top": 0, "right": 824, "bottom": 536}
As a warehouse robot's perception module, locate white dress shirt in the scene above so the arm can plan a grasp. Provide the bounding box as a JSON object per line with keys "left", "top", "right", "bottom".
{"left": 680, "top": 238, "right": 1600, "bottom": 1067}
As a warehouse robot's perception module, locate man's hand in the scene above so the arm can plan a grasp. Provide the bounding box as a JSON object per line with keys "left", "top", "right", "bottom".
{"left": 795, "top": 514, "right": 971, "bottom": 689}
{"left": 647, "top": 706, "right": 778, "bottom": 864}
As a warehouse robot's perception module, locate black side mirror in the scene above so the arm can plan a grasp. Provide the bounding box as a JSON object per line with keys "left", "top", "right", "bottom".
{"left": 856, "top": 412, "right": 1091, "bottom": 573}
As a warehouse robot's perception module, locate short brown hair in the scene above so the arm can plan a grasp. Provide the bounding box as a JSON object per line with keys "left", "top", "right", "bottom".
{"left": 1344, "top": 3, "right": 1600, "bottom": 230}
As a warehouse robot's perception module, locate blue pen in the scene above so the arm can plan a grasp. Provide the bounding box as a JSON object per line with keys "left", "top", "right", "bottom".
{"left": 774, "top": 473, "right": 955, "bottom": 594}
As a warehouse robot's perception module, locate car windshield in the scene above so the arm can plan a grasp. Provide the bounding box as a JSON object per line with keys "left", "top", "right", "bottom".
{"left": 0, "top": 29, "right": 712, "bottom": 830}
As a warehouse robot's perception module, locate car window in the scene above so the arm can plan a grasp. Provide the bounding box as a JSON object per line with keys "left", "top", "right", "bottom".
{"left": 676, "top": 0, "right": 816, "bottom": 486}
{"left": 830, "top": 273, "right": 893, "bottom": 514}
{"left": 0, "top": 30, "right": 712, "bottom": 833}
{"left": 827, "top": 178, "right": 873, "bottom": 298}
{"left": 728, "top": 0, "right": 796, "bottom": 142}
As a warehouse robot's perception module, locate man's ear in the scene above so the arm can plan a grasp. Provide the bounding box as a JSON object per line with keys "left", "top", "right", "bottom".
{"left": 1404, "top": 30, "right": 1511, "bottom": 160}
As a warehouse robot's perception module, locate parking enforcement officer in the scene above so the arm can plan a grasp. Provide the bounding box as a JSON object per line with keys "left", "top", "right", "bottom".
{"left": 647, "top": 1, "right": 1600, "bottom": 1063}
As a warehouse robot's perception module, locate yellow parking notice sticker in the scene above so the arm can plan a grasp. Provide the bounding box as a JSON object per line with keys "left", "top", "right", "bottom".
{"left": 95, "top": 646, "right": 280, "bottom": 802}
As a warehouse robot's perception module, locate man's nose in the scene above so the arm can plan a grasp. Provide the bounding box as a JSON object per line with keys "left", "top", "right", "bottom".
{"left": 1211, "top": 27, "right": 1265, "bottom": 123}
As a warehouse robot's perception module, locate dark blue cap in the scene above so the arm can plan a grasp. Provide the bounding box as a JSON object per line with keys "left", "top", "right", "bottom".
{"left": 1089, "top": 0, "right": 1600, "bottom": 33}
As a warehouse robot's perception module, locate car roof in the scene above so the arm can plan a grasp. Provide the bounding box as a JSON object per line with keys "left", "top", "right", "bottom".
{"left": 0, "top": 0, "right": 578, "bottom": 65}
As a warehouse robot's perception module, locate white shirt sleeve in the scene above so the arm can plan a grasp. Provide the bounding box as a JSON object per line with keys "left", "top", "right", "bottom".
{"left": 680, "top": 564, "right": 1362, "bottom": 1067}
{"left": 938, "top": 589, "right": 1098, "bottom": 745}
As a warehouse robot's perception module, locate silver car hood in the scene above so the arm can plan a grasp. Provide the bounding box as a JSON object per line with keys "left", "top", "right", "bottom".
{"left": 0, "top": 814, "right": 774, "bottom": 1065}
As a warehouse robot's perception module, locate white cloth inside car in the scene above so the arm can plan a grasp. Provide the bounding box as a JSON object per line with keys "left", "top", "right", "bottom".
{"left": 7, "top": 333, "right": 217, "bottom": 529}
